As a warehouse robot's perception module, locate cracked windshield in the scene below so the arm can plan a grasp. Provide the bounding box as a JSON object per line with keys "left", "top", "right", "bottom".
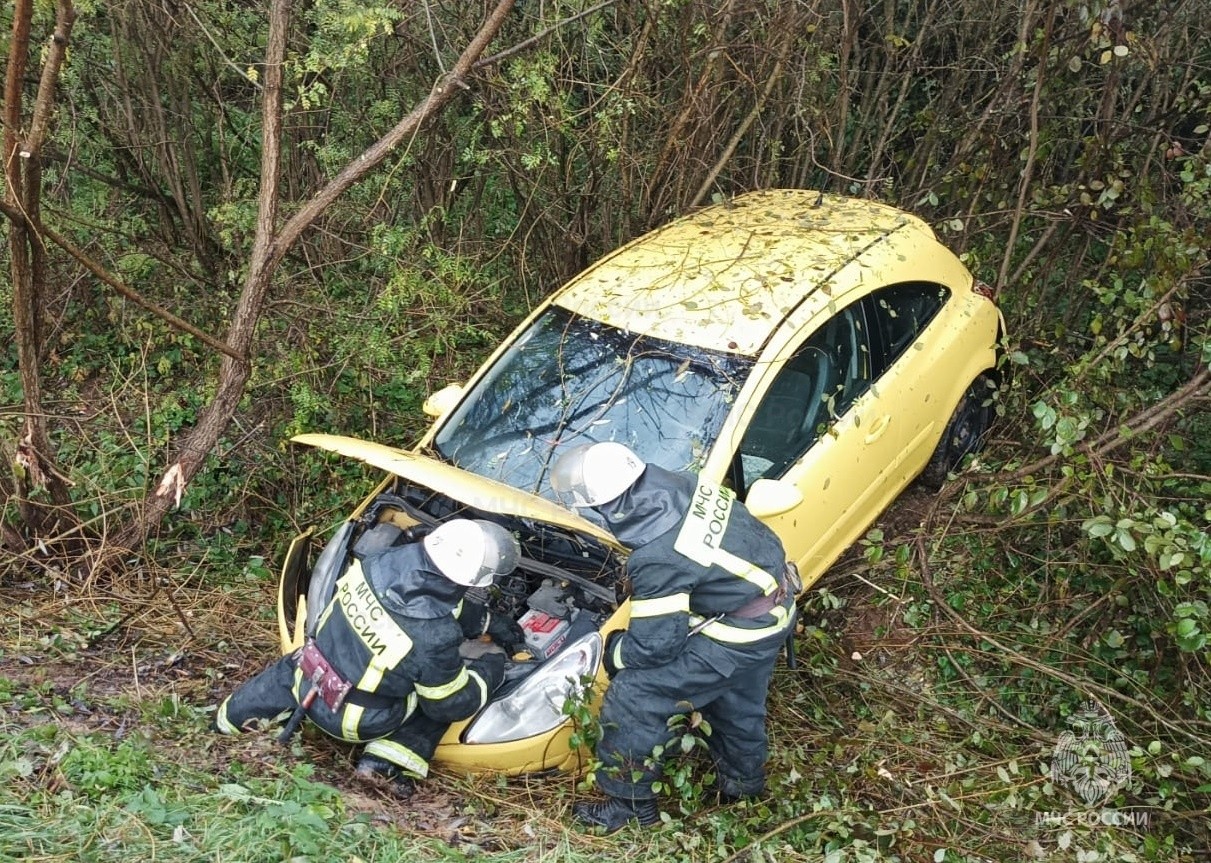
{"left": 433, "top": 306, "right": 753, "bottom": 498}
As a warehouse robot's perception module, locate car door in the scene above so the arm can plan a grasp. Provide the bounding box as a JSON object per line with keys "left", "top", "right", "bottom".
{"left": 729, "top": 297, "right": 904, "bottom": 579}
{"left": 862, "top": 281, "right": 954, "bottom": 477}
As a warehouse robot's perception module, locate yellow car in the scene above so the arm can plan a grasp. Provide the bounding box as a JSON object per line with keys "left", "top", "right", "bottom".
{"left": 277, "top": 189, "right": 1003, "bottom": 774}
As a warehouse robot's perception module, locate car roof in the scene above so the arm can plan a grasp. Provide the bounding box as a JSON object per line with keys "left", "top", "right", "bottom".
{"left": 554, "top": 189, "right": 945, "bottom": 357}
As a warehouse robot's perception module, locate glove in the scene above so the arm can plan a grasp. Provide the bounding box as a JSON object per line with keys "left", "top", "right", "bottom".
{"left": 485, "top": 612, "right": 527, "bottom": 653}
{"left": 459, "top": 638, "right": 506, "bottom": 660}
{"left": 602, "top": 629, "right": 625, "bottom": 679}
{"left": 459, "top": 639, "right": 506, "bottom": 692}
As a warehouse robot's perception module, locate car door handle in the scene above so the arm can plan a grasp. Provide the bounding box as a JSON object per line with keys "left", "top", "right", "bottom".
{"left": 864, "top": 415, "right": 891, "bottom": 443}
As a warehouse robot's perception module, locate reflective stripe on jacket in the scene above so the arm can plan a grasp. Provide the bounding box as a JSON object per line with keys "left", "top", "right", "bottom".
{"left": 602, "top": 467, "right": 792, "bottom": 672}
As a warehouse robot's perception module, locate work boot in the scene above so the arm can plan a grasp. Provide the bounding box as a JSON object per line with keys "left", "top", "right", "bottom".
{"left": 573, "top": 795, "right": 659, "bottom": 833}
{"left": 355, "top": 754, "right": 417, "bottom": 799}
{"left": 718, "top": 776, "right": 764, "bottom": 805}
{"left": 719, "top": 790, "right": 761, "bottom": 805}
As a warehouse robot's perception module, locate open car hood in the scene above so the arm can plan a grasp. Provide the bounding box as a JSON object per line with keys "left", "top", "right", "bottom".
{"left": 292, "top": 433, "right": 618, "bottom": 546}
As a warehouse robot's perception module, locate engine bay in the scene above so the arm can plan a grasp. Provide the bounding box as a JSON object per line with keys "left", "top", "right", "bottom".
{"left": 303, "top": 479, "right": 628, "bottom": 677}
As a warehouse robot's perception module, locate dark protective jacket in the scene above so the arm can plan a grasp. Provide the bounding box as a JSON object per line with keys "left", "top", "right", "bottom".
{"left": 299, "top": 542, "right": 504, "bottom": 741}
{"left": 588, "top": 463, "right": 795, "bottom": 802}
{"left": 598, "top": 464, "right": 793, "bottom": 673}
{"left": 214, "top": 541, "right": 506, "bottom": 779}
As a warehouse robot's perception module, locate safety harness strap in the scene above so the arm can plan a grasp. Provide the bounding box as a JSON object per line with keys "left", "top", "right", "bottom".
{"left": 728, "top": 563, "right": 800, "bottom": 619}
{"left": 688, "top": 563, "right": 796, "bottom": 644}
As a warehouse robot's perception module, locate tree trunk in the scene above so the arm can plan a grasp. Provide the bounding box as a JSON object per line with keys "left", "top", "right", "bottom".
{"left": 2, "top": 1, "right": 79, "bottom": 555}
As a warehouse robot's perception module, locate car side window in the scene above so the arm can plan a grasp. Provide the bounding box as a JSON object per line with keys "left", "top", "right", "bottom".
{"left": 732, "top": 302, "right": 872, "bottom": 494}
{"left": 866, "top": 281, "right": 951, "bottom": 375}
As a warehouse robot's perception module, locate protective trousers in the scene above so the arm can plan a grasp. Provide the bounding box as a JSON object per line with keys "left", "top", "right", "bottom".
{"left": 593, "top": 631, "right": 783, "bottom": 802}
{"left": 214, "top": 655, "right": 449, "bottom": 778}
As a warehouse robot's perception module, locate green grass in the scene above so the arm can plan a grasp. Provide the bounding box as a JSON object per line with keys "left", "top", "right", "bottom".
{"left": 0, "top": 707, "right": 518, "bottom": 862}
{"left": 0, "top": 634, "right": 1196, "bottom": 863}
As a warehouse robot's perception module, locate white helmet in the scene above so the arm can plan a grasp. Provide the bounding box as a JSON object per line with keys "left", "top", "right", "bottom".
{"left": 550, "top": 442, "right": 646, "bottom": 508}
{"left": 423, "top": 519, "right": 520, "bottom": 588}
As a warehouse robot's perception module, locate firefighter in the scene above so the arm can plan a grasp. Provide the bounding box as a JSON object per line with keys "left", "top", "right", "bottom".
{"left": 550, "top": 442, "right": 798, "bottom": 833}
{"left": 213, "top": 518, "right": 525, "bottom": 797}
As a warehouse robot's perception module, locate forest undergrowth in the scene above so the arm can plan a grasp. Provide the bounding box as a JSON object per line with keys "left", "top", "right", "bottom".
{"left": 2, "top": 2, "right": 1209, "bottom": 861}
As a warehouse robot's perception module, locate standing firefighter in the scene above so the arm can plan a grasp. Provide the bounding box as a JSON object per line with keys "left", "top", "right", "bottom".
{"left": 214, "top": 518, "right": 525, "bottom": 797}
{"left": 551, "top": 442, "right": 798, "bottom": 832}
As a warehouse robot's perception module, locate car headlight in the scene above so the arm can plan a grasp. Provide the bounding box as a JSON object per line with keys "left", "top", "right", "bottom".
{"left": 463, "top": 632, "right": 602, "bottom": 744}
{"left": 304, "top": 521, "right": 354, "bottom": 636}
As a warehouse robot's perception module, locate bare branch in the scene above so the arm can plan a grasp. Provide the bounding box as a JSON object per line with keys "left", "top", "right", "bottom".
{"left": 2, "top": 0, "right": 33, "bottom": 192}
{"left": 993, "top": 365, "right": 1210, "bottom": 486}
{"left": 690, "top": 28, "right": 795, "bottom": 208}
{"left": 474, "top": 0, "right": 617, "bottom": 70}
{"left": 114, "top": 0, "right": 519, "bottom": 561}
{"left": 423, "top": 0, "right": 448, "bottom": 74}
{"left": 26, "top": 3, "right": 77, "bottom": 152}
{"left": 34, "top": 218, "right": 243, "bottom": 360}
{"left": 996, "top": 2, "right": 1053, "bottom": 295}
{"left": 182, "top": 3, "right": 262, "bottom": 91}
{"left": 272, "top": 0, "right": 516, "bottom": 264}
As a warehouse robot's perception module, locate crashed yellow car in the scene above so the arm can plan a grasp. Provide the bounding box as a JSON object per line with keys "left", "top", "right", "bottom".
{"left": 278, "top": 189, "right": 1003, "bottom": 774}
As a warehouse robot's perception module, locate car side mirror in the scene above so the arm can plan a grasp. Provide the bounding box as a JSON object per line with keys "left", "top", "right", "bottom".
{"left": 422, "top": 383, "right": 464, "bottom": 418}
{"left": 744, "top": 478, "right": 803, "bottom": 518}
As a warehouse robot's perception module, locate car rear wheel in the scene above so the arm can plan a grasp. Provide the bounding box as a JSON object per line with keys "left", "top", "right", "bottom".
{"left": 918, "top": 374, "right": 995, "bottom": 489}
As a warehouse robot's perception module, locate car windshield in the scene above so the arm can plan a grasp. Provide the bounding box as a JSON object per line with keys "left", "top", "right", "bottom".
{"left": 432, "top": 306, "right": 752, "bottom": 498}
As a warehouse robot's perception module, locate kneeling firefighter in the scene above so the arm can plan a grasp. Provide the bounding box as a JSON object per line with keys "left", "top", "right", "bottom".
{"left": 214, "top": 518, "right": 525, "bottom": 797}
{"left": 550, "top": 443, "right": 799, "bottom": 833}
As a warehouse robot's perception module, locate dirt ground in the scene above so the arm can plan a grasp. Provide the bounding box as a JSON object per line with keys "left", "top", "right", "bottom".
{"left": 0, "top": 602, "right": 509, "bottom": 840}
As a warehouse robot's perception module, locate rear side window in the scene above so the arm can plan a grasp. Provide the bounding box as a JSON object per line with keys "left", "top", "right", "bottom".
{"left": 866, "top": 282, "right": 950, "bottom": 375}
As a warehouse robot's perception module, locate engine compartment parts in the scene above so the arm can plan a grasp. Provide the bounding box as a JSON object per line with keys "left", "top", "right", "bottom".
{"left": 525, "top": 578, "right": 578, "bottom": 619}
{"left": 519, "top": 608, "right": 577, "bottom": 659}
